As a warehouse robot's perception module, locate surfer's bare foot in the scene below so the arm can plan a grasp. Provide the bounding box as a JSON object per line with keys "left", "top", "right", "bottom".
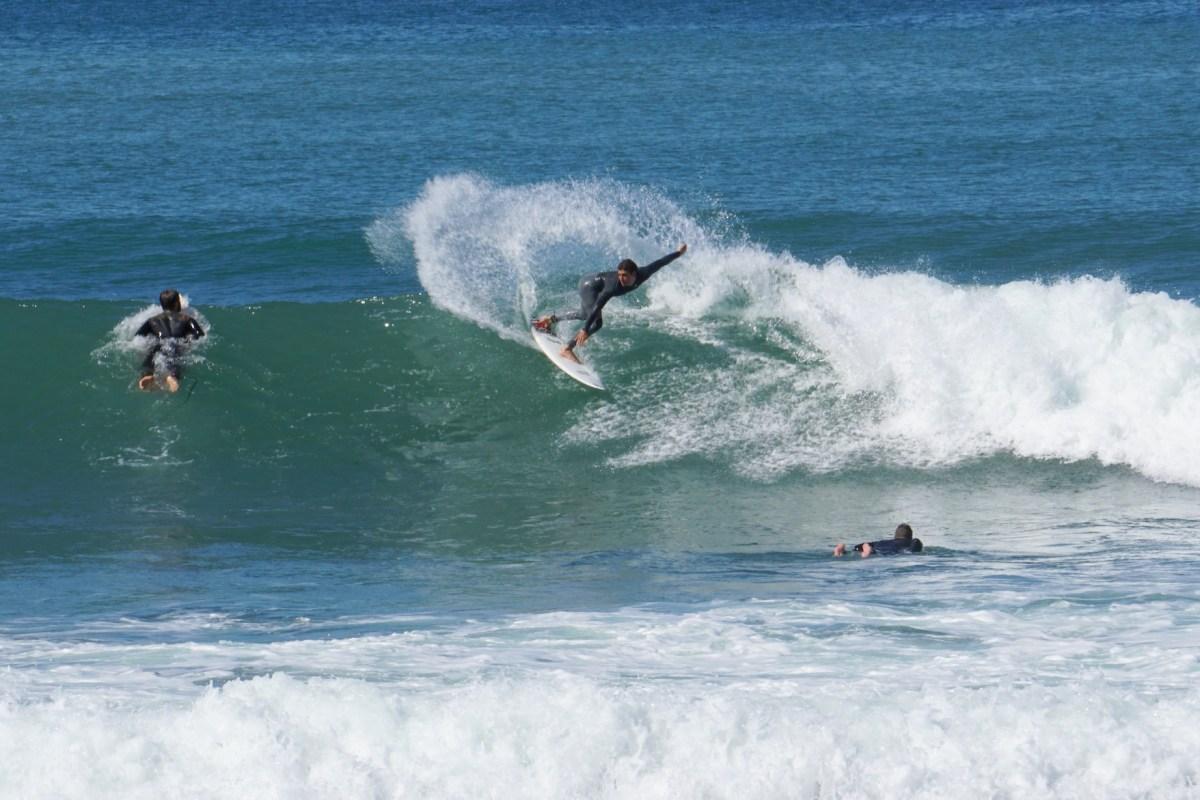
{"left": 833, "top": 543, "right": 846, "bottom": 557}
{"left": 164, "top": 376, "right": 181, "bottom": 393}
{"left": 860, "top": 543, "right": 873, "bottom": 558}
{"left": 559, "top": 347, "right": 580, "bottom": 364}
{"left": 138, "top": 375, "right": 156, "bottom": 391}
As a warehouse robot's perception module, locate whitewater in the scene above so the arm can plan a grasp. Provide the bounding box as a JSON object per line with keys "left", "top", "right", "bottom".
{"left": 373, "top": 174, "right": 1200, "bottom": 486}
{"left": 5, "top": 585, "right": 1200, "bottom": 799}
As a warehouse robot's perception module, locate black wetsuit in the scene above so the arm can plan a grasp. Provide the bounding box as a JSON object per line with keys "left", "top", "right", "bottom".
{"left": 556, "top": 250, "right": 682, "bottom": 349}
{"left": 136, "top": 311, "right": 205, "bottom": 378}
{"left": 853, "top": 538, "right": 924, "bottom": 554}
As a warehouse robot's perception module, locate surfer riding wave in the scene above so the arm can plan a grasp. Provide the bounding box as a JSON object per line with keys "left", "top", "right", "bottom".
{"left": 534, "top": 243, "right": 687, "bottom": 363}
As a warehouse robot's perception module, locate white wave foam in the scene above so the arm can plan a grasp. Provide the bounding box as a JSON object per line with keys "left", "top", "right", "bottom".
{"left": 640, "top": 250, "right": 1200, "bottom": 484}
{"left": 367, "top": 174, "right": 706, "bottom": 345}
{"left": 4, "top": 672, "right": 1198, "bottom": 800}
{"left": 373, "top": 175, "right": 1200, "bottom": 486}
{"left": 4, "top": 599, "right": 1200, "bottom": 799}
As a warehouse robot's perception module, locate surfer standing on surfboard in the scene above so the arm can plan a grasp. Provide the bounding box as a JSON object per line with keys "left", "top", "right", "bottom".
{"left": 533, "top": 243, "right": 688, "bottom": 363}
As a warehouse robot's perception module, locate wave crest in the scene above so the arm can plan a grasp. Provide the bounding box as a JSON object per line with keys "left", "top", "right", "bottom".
{"left": 372, "top": 175, "right": 1200, "bottom": 486}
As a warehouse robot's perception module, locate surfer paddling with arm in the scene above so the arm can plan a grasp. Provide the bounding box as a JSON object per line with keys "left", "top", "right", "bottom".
{"left": 135, "top": 288, "right": 206, "bottom": 392}
{"left": 833, "top": 523, "right": 924, "bottom": 558}
{"left": 534, "top": 244, "right": 688, "bottom": 363}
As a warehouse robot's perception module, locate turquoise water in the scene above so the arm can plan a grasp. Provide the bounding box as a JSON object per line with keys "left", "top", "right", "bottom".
{"left": 3, "top": 2, "right": 1200, "bottom": 797}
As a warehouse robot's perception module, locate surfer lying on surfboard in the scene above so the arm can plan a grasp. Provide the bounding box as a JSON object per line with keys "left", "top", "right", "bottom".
{"left": 833, "top": 523, "right": 924, "bottom": 558}
{"left": 135, "top": 288, "right": 206, "bottom": 392}
{"left": 533, "top": 243, "right": 688, "bottom": 363}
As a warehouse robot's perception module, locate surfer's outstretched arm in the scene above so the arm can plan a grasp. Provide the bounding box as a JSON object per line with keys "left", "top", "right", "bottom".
{"left": 636, "top": 243, "right": 688, "bottom": 282}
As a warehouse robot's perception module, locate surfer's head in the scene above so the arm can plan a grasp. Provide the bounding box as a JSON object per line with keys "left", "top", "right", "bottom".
{"left": 617, "top": 259, "right": 638, "bottom": 287}
{"left": 159, "top": 289, "right": 183, "bottom": 312}
{"left": 894, "top": 523, "right": 914, "bottom": 541}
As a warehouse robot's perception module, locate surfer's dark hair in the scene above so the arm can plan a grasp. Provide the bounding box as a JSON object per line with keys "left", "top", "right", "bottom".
{"left": 159, "top": 289, "right": 182, "bottom": 311}
{"left": 894, "top": 523, "right": 913, "bottom": 541}
{"left": 617, "top": 259, "right": 638, "bottom": 274}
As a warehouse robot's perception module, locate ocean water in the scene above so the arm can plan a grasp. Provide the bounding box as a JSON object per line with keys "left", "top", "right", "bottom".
{"left": 3, "top": 1, "right": 1200, "bottom": 797}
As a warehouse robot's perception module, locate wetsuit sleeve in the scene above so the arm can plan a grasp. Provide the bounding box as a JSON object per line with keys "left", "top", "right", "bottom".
{"left": 135, "top": 319, "right": 155, "bottom": 337}
{"left": 580, "top": 288, "right": 616, "bottom": 337}
{"left": 636, "top": 249, "right": 682, "bottom": 283}
{"left": 186, "top": 318, "right": 205, "bottom": 339}
{"left": 855, "top": 539, "right": 907, "bottom": 555}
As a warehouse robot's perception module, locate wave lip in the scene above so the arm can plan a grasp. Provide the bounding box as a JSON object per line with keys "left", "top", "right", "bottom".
{"left": 368, "top": 173, "right": 705, "bottom": 345}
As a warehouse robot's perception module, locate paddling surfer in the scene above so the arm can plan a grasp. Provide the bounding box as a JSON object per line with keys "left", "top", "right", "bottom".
{"left": 833, "top": 524, "right": 924, "bottom": 558}
{"left": 533, "top": 244, "right": 687, "bottom": 363}
{"left": 135, "top": 288, "right": 206, "bottom": 392}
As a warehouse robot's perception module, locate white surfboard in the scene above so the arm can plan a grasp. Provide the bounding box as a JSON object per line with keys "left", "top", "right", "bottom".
{"left": 531, "top": 326, "right": 605, "bottom": 390}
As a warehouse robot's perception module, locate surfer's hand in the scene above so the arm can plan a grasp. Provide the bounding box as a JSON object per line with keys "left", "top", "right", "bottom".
{"left": 575, "top": 331, "right": 588, "bottom": 346}
{"left": 677, "top": 243, "right": 688, "bottom": 254}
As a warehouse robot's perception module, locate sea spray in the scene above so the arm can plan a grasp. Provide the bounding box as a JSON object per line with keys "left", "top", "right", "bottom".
{"left": 378, "top": 175, "right": 1200, "bottom": 487}
{"left": 368, "top": 174, "right": 706, "bottom": 344}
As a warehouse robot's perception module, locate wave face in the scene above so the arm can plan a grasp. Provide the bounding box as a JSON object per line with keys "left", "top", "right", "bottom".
{"left": 370, "top": 174, "right": 1200, "bottom": 486}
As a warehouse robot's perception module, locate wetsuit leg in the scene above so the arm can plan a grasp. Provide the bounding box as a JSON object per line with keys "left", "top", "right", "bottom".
{"left": 162, "top": 341, "right": 184, "bottom": 380}
{"left": 141, "top": 346, "right": 160, "bottom": 377}
{"left": 555, "top": 278, "right": 602, "bottom": 323}
{"left": 578, "top": 280, "right": 603, "bottom": 330}
{"left": 142, "top": 342, "right": 185, "bottom": 379}
{"left": 563, "top": 280, "right": 604, "bottom": 349}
